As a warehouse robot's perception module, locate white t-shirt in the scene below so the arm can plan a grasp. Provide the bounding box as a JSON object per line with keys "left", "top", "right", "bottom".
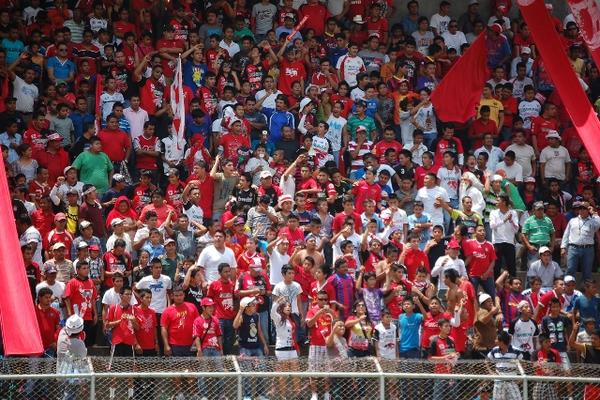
{"left": 196, "top": 245, "right": 237, "bottom": 283}
{"left": 441, "top": 31, "right": 467, "bottom": 54}
{"left": 13, "top": 75, "right": 38, "bottom": 113}
{"left": 183, "top": 201, "right": 204, "bottom": 226}
{"left": 255, "top": 90, "right": 282, "bottom": 110}
{"left": 430, "top": 13, "right": 451, "bottom": 35}
{"left": 540, "top": 145, "right": 571, "bottom": 181}
{"left": 495, "top": 161, "right": 523, "bottom": 182}
{"left": 102, "top": 287, "right": 138, "bottom": 307}
{"left": 336, "top": 54, "right": 365, "bottom": 87}
{"left": 135, "top": 275, "right": 172, "bottom": 314}
{"left": 269, "top": 247, "right": 290, "bottom": 286}
{"left": 437, "top": 167, "right": 461, "bottom": 200}
{"left": 518, "top": 99, "right": 541, "bottom": 129}
{"left": 505, "top": 143, "right": 536, "bottom": 177}
{"left": 20, "top": 226, "right": 43, "bottom": 266}
{"left": 510, "top": 77, "right": 534, "bottom": 99}
{"left": 272, "top": 281, "right": 303, "bottom": 314}
{"left": 430, "top": 256, "right": 467, "bottom": 290}
{"left": 332, "top": 232, "right": 361, "bottom": 261}
{"left": 326, "top": 115, "right": 347, "bottom": 152}
{"left": 415, "top": 186, "right": 450, "bottom": 227}
{"left": 374, "top": 322, "right": 397, "bottom": 360}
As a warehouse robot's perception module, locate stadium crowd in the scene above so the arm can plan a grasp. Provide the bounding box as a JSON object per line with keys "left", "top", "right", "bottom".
{"left": 1, "top": 0, "right": 600, "bottom": 398}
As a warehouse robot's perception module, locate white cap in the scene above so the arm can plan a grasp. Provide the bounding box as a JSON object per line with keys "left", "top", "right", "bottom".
{"left": 545, "top": 130, "right": 560, "bottom": 140}
{"left": 478, "top": 293, "right": 492, "bottom": 305}
{"left": 538, "top": 246, "right": 551, "bottom": 255}
{"left": 64, "top": 315, "right": 85, "bottom": 335}
{"left": 564, "top": 275, "right": 576, "bottom": 283}
{"left": 110, "top": 218, "right": 124, "bottom": 226}
{"left": 240, "top": 296, "right": 257, "bottom": 308}
{"left": 259, "top": 170, "right": 273, "bottom": 179}
{"left": 521, "top": 47, "right": 532, "bottom": 55}
{"left": 352, "top": 15, "right": 365, "bottom": 24}
{"left": 299, "top": 97, "right": 312, "bottom": 111}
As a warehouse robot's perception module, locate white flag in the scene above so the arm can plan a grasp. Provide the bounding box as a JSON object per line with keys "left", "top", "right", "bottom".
{"left": 170, "top": 56, "right": 186, "bottom": 150}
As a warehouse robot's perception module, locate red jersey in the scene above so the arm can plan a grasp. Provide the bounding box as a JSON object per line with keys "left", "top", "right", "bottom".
{"left": 403, "top": 248, "right": 430, "bottom": 280}
{"left": 342, "top": 253, "right": 358, "bottom": 277}
{"left": 575, "top": 160, "right": 597, "bottom": 194}
{"left": 235, "top": 271, "right": 272, "bottom": 310}
{"left": 347, "top": 0, "right": 368, "bottom": 18}
{"left": 415, "top": 165, "right": 440, "bottom": 189}
{"left": 64, "top": 277, "right": 97, "bottom": 321}
{"left": 170, "top": 18, "right": 190, "bottom": 42}
{"left": 236, "top": 252, "right": 266, "bottom": 274}
{"left": 306, "top": 305, "right": 335, "bottom": 346}
{"left": 35, "top": 305, "right": 60, "bottom": 349}
{"left": 121, "top": 44, "right": 136, "bottom": 71}
{"left": 428, "top": 335, "right": 456, "bottom": 373}
{"left": 197, "top": 86, "right": 218, "bottom": 117}
{"left": 535, "top": 348, "right": 562, "bottom": 376}
{"left": 113, "top": 20, "right": 137, "bottom": 39}
{"left": 373, "top": 140, "right": 403, "bottom": 164}
{"left": 329, "top": 94, "right": 353, "bottom": 118}
{"left": 166, "top": 182, "right": 184, "bottom": 212}
{"left": 220, "top": 133, "right": 251, "bottom": 164}
{"left": 160, "top": 302, "right": 200, "bottom": 346}
{"left": 279, "top": 227, "right": 306, "bottom": 255}
{"left": 243, "top": 61, "right": 270, "bottom": 92}
{"left": 332, "top": 211, "right": 362, "bottom": 234}
{"left": 139, "top": 203, "right": 177, "bottom": 226}
{"left": 536, "top": 290, "right": 565, "bottom": 323}
{"left": 500, "top": 96, "right": 518, "bottom": 128}
{"left": 530, "top": 116, "right": 559, "bottom": 151}
{"left": 298, "top": 3, "right": 330, "bottom": 37}
{"left": 463, "top": 239, "right": 497, "bottom": 277}
{"left": 294, "top": 264, "right": 315, "bottom": 302}
{"left": 133, "top": 183, "right": 153, "bottom": 213}
{"left": 351, "top": 181, "right": 382, "bottom": 214}
{"left": 468, "top": 119, "right": 499, "bottom": 149}
{"left": 192, "top": 314, "right": 222, "bottom": 350}
{"left": 366, "top": 17, "right": 389, "bottom": 39}
{"left": 35, "top": 149, "right": 70, "bottom": 186}
{"left": 278, "top": 59, "right": 306, "bottom": 96}
{"left": 23, "top": 128, "right": 47, "bottom": 157}
{"left": 31, "top": 209, "right": 54, "bottom": 248}
{"left": 186, "top": 174, "right": 214, "bottom": 219}
{"left": 97, "top": 129, "right": 131, "bottom": 162}
{"left": 386, "top": 279, "right": 413, "bottom": 319}
{"left": 139, "top": 78, "right": 167, "bottom": 116}
{"left": 102, "top": 251, "right": 133, "bottom": 288}
{"left": 422, "top": 311, "right": 452, "bottom": 348}
{"left": 47, "top": 230, "right": 74, "bottom": 257}
{"left": 134, "top": 306, "right": 157, "bottom": 350}
{"left": 106, "top": 304, "right": 138, "bottom": 345}
{"left": 134, "top": 134, "right": 159, "bottom": 170}
{"left": 207, "top": 279, "right": 236, "bottom": 320}
{"left": 309, "top": 280, "right": 336, "bottom": 307}
{"left": 432, "top": 137, "right": 464, "bottom": 166}
{"left": 156, "top": 39, "right": 185, "bottom": 77}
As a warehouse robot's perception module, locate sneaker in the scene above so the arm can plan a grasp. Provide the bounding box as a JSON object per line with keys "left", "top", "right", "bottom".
{"left": 200, "top": 397, "right": 208, "bottom": 400}
{"left": 242, "top": 397, "right": 252, "bottom": 400}
{"left": 323, "top": 393, "right": 331, "bottom": 400}
{"left": 310, "top": 393, "right": 318, "bottom": 400}
{"left": 175, "top": 393, "right": 186, "bottom": 400}
{"left": 257, "top": 396, "right": 269, "bottom": 400}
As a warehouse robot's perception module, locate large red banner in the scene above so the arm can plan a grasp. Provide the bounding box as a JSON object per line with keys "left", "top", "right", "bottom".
{"left": 518, "top": 0, "right": 600, "bottom": 172}
{"left": 566, "top": 0, "right": 600, "bottom": 71}
{"left": 0, "top": 153, "right": 44, "bottom": 356}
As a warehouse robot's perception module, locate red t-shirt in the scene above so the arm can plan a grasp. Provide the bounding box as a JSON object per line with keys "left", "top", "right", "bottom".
{"left": 160, "top": 302, "right": 200, "bottom": 346}
{"left": 464, "top": 239, "right": 497, "bottom": 277}
{"left": 47, "top": 230, "right": 74, "bottom": 257}
{"left": 278, "top": 59, "right": 306, "bottom": 96}
{"left": 428, "top": 335, "right": 456, "bottom": 373}
{"left": 347, "top": 0, "right": 368, "bottom": 18}
{"left": 309, "top": 280, "right": 336, "bottom": 307}
{"left": 422, "top": 311, "right": 452, "bottom": 348}
{"left": 139, "top": 203, "right": 177, "bottom": 226}
{"left": 297, "top": 177, "right": 318, "bottom": 210}
{"left": 35, "top": 305, "right": 60, "bottom": 349}
{"left": 166, "top": 182, "right": 184, "bottom": 212}
{"left": 306, "top": 305, "right": 335, "bottom": 346}
{"left": 197, "top": 86, "right": 218, "bottom": 117}
{"left": 236, "top": 252, "right": 266, "bottom": 274}
{"left": 135, "top": 135, "right": 159, "bottom": 170}
{"left": 530, "top": 116, "right": 559, "bottom": 151}
{"left": 139, "top": 78, "right": 167, "bottom": 116}
{"left": 468, "top": 119, "right": 498, "bottom": 149}
{"left": 501, "top": 96, "right": 518, "bottom": 128}
{"left": 536, "top": 290, "right": 565, "bottom": 323}
{"left": 102, "top": 251, "right": 133, "bottom": 288}
{"left": 294, "top": 264, "right": 315, "bottom": 302}
{"left": 113, "top": 20, "right": 137, "bottom": 39}
{"left": 156, "top": 39, "right": 185, "bottom": 77}
{"left": 134, "top": 306, "right": 157, "bottom": 350}
{"left": 35, "top": 149, "right": 69, "bottom": 186}
{"left": 386, "top": 279, "right": 412, "bottom": 319}
{"left": 352, "top": 181, "right": 382, "bottom": 214}
{"left": 192, "top": 314, "right": 222, "bottom": 350}
{"left": 107, "top": 304, "right": 138, "bottom": 345}
{"left": 220, "top": 133, "right": 251, "bottom": 164}
{"left": 403, "top": 248, "right": 430, "bottom": 281}
{"left": 415, "top": 165, "right": 441, "bottom": 189}
{"left": 186, "top": 174, "right": 214, "bottom": 219}
{"left": 332, "top": 211, "right": 362, "bottom": 234}
{"left": 23, "top": 128, "right": 47, "bottom": 156}
{"left": 97, "top": 129, "right": 131, "bottom": 162}
{"left": 207, "top": 279, "right": 236, "bottom": 320}
{"left": 298, "top": 3, "right": 329, "bottom": 37}
{"left": 279, "top": 227, "right": 305, "bottom": 255}
{"left": 373, "top": 140, "right": 403, "bottom": 164}
{"left": 64, "top": 277, "right": 97, "bottom": 321}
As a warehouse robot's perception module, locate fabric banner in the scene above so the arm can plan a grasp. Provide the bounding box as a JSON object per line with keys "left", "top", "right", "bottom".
{"left": 431, "top": 33, "right": 489, "bottom": 123}
{"left": 518, "top": 0, "right": 600, "bottom": 172}
{"left": 566, "top": 0, "right": 600, "bottom": 69}
{"left": 0, "top": 154, "right": 44, "bottom": 356}
{"left": 170, "top": 56, "right": 186, "bottom": 150}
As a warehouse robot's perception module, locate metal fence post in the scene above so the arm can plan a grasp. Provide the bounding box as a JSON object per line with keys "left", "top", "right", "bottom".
{"left": 87, "top": 357, "right": 95, "bottom": 400}
{"left": 371, "top": 357, "right": 385, "bottom": 400}
{"left": 517, "top": 360, "right": 528, "bottom": 400}
{"left": 230, "top": 355, "right": 243, "bottom": 400}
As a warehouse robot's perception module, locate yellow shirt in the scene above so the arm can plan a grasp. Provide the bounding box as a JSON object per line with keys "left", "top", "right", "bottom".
{"left": 477, "top": 98, "right": 504, "bottom": 127}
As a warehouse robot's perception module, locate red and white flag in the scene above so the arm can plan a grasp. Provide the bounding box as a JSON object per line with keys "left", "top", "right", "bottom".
{"left": 170, "top": 56, "right": 186, "bottom": 150}
{"left": 566, "top": 0, "right": 600, "bottom": 70}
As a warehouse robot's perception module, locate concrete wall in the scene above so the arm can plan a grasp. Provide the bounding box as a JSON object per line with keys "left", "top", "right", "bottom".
{"left": 388, "top": 0, "right": 572, "bottom": 27}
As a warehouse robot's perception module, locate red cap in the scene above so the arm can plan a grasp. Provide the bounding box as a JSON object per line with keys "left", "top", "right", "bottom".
{"left": 201, "top": 298, "right": 215, "bottom": 307}
{"left": 447, "top": 239, "right": 461, "bottom": 249}
{"left": 490, "top": 23, "right": 503, "bottom": 34}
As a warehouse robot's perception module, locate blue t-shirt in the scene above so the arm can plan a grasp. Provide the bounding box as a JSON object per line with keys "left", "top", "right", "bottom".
{"left": 47, "top": 56, "right": 76, "bottom": 81}
{"left": 1, "top": 38, "right": 24, "bottom": 64}
{"left": 268, "top": 111, "right": 294, "bottom": 144}
{"left": 398, "top": 312, "right": 423, "bottom": 352}
{"left": 573, "top": 295, "right": 600, "bottom": 328}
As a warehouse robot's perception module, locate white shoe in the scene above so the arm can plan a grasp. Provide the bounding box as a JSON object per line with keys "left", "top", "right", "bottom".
{"left": 258, "top": 396, "right": 269, "bottom": 400}
{"left": 175, "top": 393, "right": 186, "bottom": 400}
{"left": 310, "top": 393, "right": 318, "bottom": 400}
{"left": 242, "top": 397, "right": 252, "bottom": 400}
{"left": 200, "top": 397, "right": 208, "bottom": 400}
{"left": 323, "top": 393, "right": 331, "bottom": 400}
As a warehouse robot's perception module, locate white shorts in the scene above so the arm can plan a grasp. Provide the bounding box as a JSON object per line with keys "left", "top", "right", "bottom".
{"left": 559, "top": 351, "right": 571, "bottom": 371}
{"left": 308, "top": 345, "right": 329, "bottom": 371}
{"left": 275, "top": 349, "right": 298, "bottom": 361}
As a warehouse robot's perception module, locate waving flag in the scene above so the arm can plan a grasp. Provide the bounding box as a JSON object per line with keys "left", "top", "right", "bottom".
{"left": 519, "top": 0, "right": 600, "bottom": 172}
{"left": 566, "top": 0, "right": 600, "bottom": 70}
{"left": 170, "top": 56, "right": 186, "bottom": 150}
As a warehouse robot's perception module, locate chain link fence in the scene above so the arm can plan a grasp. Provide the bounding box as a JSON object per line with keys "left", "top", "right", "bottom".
{"left": 0, "top": 357, "right": 598, "bottom": 400}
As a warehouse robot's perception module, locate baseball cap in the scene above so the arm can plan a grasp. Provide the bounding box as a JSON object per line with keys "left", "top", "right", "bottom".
{"left": 524, "top": 176, "right": 535, "bottom": 183}
{"left": 447, "top": 239, "right": 461, "bottom": 249}
{"left": 233, "top": 217, "right": 245, "bottom": 225}
{"left": 47, "top": 132, "right": 62, "bottom": 142}
{"left": 545, "top": 130, "right": 561, "bottom": 140}
{"left": 240, "top": 296, "right": 257, "bottom": 308}
{"left": 110, "top": 218, "right": 124, "bottom": 226}
{"left": 67, "top": 187, "right": 79, "bottom": 196}
{"left": 478, "top": 293, "right": 492, "bottom": 305}
{"left": 491, "top": 174, "right": 504, "bottom": 182}
{"left": 79, "top": 220, "right": 92, "bottom": 229}
{"left": 112, "top": 173, "right": 126, "bottom": 183}
{"left": 278, "top": 194, "right": 293, "bottom": 208}
{"left": 201, "top": 298, "right": 215, "bottom": 307}
{"left": 89, "top": 244, "right": 100, "bottom": 251}
{"left": 259, "top": 194, "right": 271, "bottom": 204}
{"left": 564, "top": 275, "right": 576, "bottom": 284}
{"left": 259, "top": 170, "right": 273, "bottom": 179}
{"left": 63, "top": 166, "right": 76, "bottom": 175}
{"left": 284, "top": 13, "right": 295, "bottom": 20}
{"left": 299, "top": 98, "right": 312, "bottom": 111}
{"left": 54, "top": 213, "right": 67, "bottom": 222}
{"left": 250, "top": 262, "right": 263, "bottom": 270}
{"left": 44, "top": 264, "right": 58, "bottom": 274}
{"left": 51, "top": 242, "right": 66, "bottom": 251}
{"left": 77, "top": 241, "right": 89, "bottom": 249}
{"left": 164, "top": 238, "right": 176, "bottom": 246}
{"left": 533, "top": 201, "right": 545, "bottom": 210}
{"left": 352, "top": 15, "right": 365, "bottom": 24}
{"left": 356, "top": 125, "right": 367, "bottom": 132}
{"left": 520, "top": 47, "right": 532, "bottom": 55}
{"left": 538, "top": 246, "right": 551, "bottom": 255}
{"left": 490, "top": 23, "right": 503, "bottom": 34}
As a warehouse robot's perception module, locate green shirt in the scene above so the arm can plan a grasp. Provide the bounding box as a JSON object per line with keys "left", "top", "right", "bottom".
{"left": 160, "top": 253, "right": 185, "bottom": 282}
{"left": 522, "top": 215, "right": 554, "bottom": 246}
{"left": 347, "top": 114, "right": 377, "bottom": 141}
{"left": 450, "top": 209, "right": 483, "bottom": 237}
{"left": 72, "top": 151, "right": 113, "bottom": 194}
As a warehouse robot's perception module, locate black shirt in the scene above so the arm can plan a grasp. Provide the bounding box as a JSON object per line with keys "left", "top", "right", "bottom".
{"left": 238, "top": 312, "right": 261, "bottom": 349}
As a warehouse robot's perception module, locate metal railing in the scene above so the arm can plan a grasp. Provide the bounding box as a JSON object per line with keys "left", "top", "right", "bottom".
{"left": 0, "top": 357, "right": 598, "bottom": 400}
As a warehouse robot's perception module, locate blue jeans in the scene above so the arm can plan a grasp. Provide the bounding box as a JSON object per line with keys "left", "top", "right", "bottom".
{"left": 197, "top": 348, "right": 224, "bottom": 398}
{"left": 399, "top": 348, "right": 420, "bottom": 359}
{"left": 567, "top": 245, "right": 595, "bottom": 281}
{"left": 470, "top": 276, "right": 496, "bottom": 300}
{"left": 258, "top": 310, "right": 270, "bottom": 345}
{"left": 399, "top": 348, "right": 420, "bottom": 399}
{"left": 423, "top": 132, "right": 437, "bottom": 149}
{"left": 239, "top": 347, "right": 265, "bottom": 398}
{"left": 219, "top": 319, "right": 235, "bottom": 355}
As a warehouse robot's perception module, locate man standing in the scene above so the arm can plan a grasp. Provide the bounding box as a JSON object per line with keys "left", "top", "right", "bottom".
{"left": 465, "top": 225, "right": 497, "bottom": 298}
{"left": 196, "top": 230, "right": 237, "bottom": 283}
{"left": 489, "top": 194, "right": 519, "bottom": 277}
{"left": 521, "top": 201, "right": 555, "bottom": 266}
{"left": 561, "top": 201, "right": 600, "bottom": 281}
{"left": 161, "top": 287, "right": 200, "bottom": 357}
{"left": 63, "top": 261, "right": 98, "bottom": 346}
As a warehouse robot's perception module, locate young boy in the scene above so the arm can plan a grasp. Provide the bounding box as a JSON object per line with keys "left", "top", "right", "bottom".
{"left": 540, "top": 297, "right": 572, "bottom": 371}
{"left": 272, "top": 264, "right": 304, "bottom": 341}
{"left": 326, "top": 258, "right": 356, "bottom": 320}
{"left": 534, "top": 334, "right": 561, "bottom": 399}
{"left": 50, "top": 103, "right": 75, "bottom": 148}
{"left": 374, "top": 308, "right": 398, "bottom": 359}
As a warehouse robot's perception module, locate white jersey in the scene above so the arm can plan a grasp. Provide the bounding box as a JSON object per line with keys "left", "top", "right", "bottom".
{"left": 326, "top": 115, "right": 347, "bottom": 152}
{"left": 135, "top": 275, "right": 172, "bottom": 313}
{"left": 374, "top": 322, "right": 397, "bottom": 360}
{"left": 336, "top": 54, "right": 365, "bottom": 87}
{"left": 518, "top": 99, "right": 541, "bottom": 129}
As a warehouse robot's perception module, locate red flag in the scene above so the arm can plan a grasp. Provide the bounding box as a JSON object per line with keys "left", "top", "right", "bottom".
{"left": 94, "top": 74, "right": 103, "bottom": 134}
{"left": 0, "top": 153, "right": 44, "bottom": 356}
{"left": 519, "top": 0, "right": 600, "bottom": 172}
{"left": 0, "top": 77, "right": 9, "bottom": 113}
{"left": 431, "top": 33, "right": 489, "bottom": 123}
{"left": 566, "top": 0, "right": 600, "bottom": 70}
{"left": 287, "top": 16, "right": 308, "bottom": 42}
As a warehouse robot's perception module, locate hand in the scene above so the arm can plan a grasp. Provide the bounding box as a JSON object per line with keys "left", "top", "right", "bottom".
{"left": 263, "top": 344, "right": 269, "bottom": 356}
{"left": 134, "top": 344, "right": 142, "bottom": 354}
{"left": 164, "top": 345, "right": 172, "bottom": 356}
{"left": 561, "top": 248, "right": 566, "bottom": 257}
{"left": 197, "top": 349, "right": 203, "bottom": 358}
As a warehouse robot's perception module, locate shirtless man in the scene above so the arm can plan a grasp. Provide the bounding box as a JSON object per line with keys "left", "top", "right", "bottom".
{"left": 444, "top": 268, "right": 464, "bottom": 312}
{"left": 291, "top": 233, "right": 324, "bottom": 267}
